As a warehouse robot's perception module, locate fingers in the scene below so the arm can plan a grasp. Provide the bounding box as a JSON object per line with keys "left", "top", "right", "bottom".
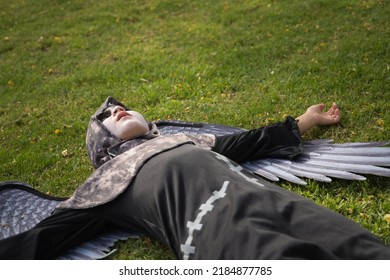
{"left": 328, "top": 103, "right": 341, "bottom": 122}
{"left": 327, "top": 102, "right": 339, "bottom": 114}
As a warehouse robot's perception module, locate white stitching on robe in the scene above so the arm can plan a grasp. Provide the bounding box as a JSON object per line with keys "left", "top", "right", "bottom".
{"left": 180, "top": 181, "right": 230, "bottom": 260}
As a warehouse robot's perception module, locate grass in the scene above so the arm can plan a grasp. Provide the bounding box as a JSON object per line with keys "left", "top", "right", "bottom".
{"left": 0, "top": 0, "right": 389, "bottom": 259}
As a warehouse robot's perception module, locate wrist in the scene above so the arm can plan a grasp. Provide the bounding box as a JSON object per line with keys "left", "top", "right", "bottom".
{"left": 296, "top": 112, "right": 317, "bottom": 135}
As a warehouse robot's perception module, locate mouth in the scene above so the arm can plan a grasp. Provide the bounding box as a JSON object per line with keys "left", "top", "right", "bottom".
{"left": 117, "top": 111, "right": 131, "bottom": 121}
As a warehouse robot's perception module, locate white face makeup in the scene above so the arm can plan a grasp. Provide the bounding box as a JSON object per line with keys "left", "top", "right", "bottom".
{"left": 101, "top": 106, "right": 149, "bottom": 140}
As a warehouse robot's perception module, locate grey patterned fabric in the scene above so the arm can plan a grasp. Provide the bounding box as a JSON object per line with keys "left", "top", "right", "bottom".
{"left": 57, "top": 97, "right": 215, "bottom": 209}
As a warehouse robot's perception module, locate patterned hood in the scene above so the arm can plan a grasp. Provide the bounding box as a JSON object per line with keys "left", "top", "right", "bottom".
{"left": 86, "top": 96, "right": 159, "bottom": 169}
{"left": 57, "top": 96, "right": 216, "bottom": 209}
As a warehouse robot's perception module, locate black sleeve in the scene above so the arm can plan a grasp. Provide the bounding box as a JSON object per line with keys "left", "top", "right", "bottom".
{"left": 212, "top": 116, "right": 303, "bottom": 163}
{"left": 0, "top": 208, "right": 106, "bottom": 259}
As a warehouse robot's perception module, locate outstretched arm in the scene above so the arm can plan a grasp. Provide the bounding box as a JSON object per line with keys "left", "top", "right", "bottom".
{"left": 212, "top": 102, "right": 341, "bottom": 163}
{"left": 212, "top": 117, "right": 303, "bottom": 163}
{"left": 296, "top": 102, "right": 341, "bottom": 135}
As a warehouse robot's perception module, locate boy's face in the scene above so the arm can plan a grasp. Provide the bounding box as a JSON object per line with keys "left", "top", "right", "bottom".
{"left": 100, "top": 106, "right": 149, "bottom": 140}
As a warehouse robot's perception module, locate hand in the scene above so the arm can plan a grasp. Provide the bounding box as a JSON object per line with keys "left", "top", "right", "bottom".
{"left": 296, "top": 102, "right": 341, "bottom": 135}
{"left": 306, "top": 102, "right": 341, "bottom": 126}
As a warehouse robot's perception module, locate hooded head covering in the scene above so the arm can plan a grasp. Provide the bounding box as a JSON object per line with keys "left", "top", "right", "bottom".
{"left": 57, "top": 97, "right": 216, "bottom": 209}
{"left": 86, "top": 96, "right": 160, "bottom": 168}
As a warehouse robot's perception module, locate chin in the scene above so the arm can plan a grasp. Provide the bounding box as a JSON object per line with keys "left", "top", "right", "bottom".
{"left": 120, "top": 128, "right": 149, "bottom": 140}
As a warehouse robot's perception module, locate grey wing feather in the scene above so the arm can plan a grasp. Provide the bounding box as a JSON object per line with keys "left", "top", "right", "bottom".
{"left": 242, "top": 160, "right": 308, "bottom": 185}
{"left": 241, "top": 161, "right": 280, "bottom": 182}
{"left": 56, "top": 231, "right": 139, "bottom": 260}
{"left": 155, "top": 120, "right": 245, "bottom": 136}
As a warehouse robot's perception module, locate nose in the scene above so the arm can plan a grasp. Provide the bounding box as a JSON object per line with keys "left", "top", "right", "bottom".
{"left": 112, "top": 106, "right": 125, "bottom": 116}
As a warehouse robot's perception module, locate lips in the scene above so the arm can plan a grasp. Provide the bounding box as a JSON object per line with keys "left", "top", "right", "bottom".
{"left": 117, "top": 111, "right": 131, "bottom": 121}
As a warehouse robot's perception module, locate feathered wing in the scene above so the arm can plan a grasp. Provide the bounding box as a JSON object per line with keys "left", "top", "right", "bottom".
{"left": 156, "top": 120, "right": 390, "bottom": 185}
{"left": 0, "top": 181, "right": 138, "bottom": 260}
{"left": 243, "top": 140, "right": 390, "bottom": 185}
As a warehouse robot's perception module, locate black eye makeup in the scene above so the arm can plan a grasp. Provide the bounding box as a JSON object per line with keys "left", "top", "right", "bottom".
{"left": 97, "top": 107, "right": 113, "bottom": 122}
